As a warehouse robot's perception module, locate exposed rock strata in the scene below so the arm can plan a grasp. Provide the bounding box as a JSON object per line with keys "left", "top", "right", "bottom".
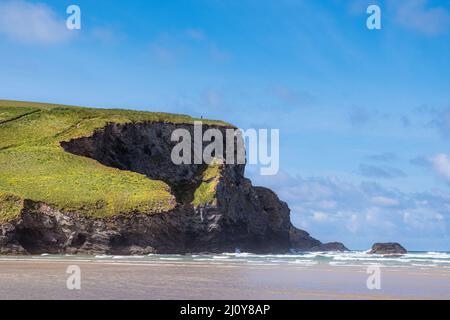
{"left": 0, "top": 122, "right": 347, "bottom": 254}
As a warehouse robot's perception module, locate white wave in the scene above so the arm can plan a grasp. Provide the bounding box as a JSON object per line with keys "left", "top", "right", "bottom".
{"left": 332, "top": 256, "right": 411, "bottom": 262}
{"left": 288, "top": 259, "right": 318, "bottom": 265}
{"left": 405, "top": 253, "right": 450, "bottom": 259}
{"left": 408, "top": 259, "right": 450, "bottom": 264}
{"left": 412, "top": 263, "right": 438, "bottom": 267}
{"left": 94, "top": 255, "right": 113, "bottom": 259}
{"left": 20, "top": 251, "right": 450, "bottom": 268}
{"left": 426, "top": 251, "right": 449, "bottom": 256}
{"left": 270, "top": 259, "right": 289, "bottom": 263}
{"left": 329, "top": 262, "right": 368, "bottom": 267}
{"left": 235, "top": 252, "right": 252, "bottom": 257}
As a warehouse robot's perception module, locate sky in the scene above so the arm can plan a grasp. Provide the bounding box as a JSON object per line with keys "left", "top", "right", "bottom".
{"left": 1, "top": 0, "right": 450, "bottom": 250}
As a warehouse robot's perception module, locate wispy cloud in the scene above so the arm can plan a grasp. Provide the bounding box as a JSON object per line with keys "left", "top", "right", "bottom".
{"left": 401, "top": 115, "right": 411, "bottom": 128}
{"left": 0, "top": 0, "right": 71, "bottom": 44}
{"left": 389, "top": 0, "right": 450, "bottom": 36}
{"left": 250, "top": 171, "right": 449, "bottom": 250}
{"left": 348, "top": 106, "right": 371, "bottom": 127}
{"left": 312, "top": 211, "right": 330, "bottom": 223}
{"left": 359, "top": 164, "right": 406, "bottom": 179}
{"left": 431, "top": 153, "right": 450, "bottom": 182}
{"left": 347, "top": 106, "right": 392, "bottom": 128}
{"left": 209, "top": 44, "right": 230, "bottom": 62}
{"left": 365, "top": 152, "right": 397, "bottom": 162}
{"left": 148, "top": 29, "right": 230, "bottom": 64}
{"left": 185, "top": 28, "right": 206, "bottom": 41}
{"left": 149, "top": 43, "right": 177, "bottom": 63}
{"left": 428, "top": 108, "right": 450, "bottom": 139}
{"left": 91, "top": 26, "right": 121, "bottom": 45}
{"left": 371, "top": 196, "right": 400, "bottom": 207}
{"left": 204, "top": 89, "right": 223, "bottom": 109}
{"left": 271, "top": 85, "right": 316, "bottom": 108}
{"left": 410, "top": 155, "right": 431, "bottom": 167}
{"left": 349, "top": 0, "right": 450, "bottom": 36}
{"left": 347, "top": 0, "right": 381, "bottom": 16}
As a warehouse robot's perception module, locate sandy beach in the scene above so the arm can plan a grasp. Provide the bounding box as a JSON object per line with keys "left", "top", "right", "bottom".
{"left": 0, "top": 258, "right": 449, "bottom": 300}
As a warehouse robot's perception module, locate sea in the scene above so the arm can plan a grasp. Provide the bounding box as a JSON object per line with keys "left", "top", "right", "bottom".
{"left": 1, "top": 251, "right": 450, "bottom": 268}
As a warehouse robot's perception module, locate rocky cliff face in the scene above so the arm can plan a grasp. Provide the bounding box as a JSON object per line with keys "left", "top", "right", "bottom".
{"left": 0, "top": 121, "right": 347, "bottom": 254}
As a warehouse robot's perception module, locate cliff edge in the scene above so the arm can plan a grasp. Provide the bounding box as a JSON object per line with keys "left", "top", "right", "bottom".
{"left": 0, "top": 100, "right": 347, "bottom": 254}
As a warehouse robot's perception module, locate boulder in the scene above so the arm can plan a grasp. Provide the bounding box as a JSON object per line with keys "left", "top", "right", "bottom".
{"left": 368, "top": 242, "right": 407, "bottom": 255}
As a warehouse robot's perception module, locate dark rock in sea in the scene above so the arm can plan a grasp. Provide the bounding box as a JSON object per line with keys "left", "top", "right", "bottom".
{"left": 312, "top": 242, "right": 348, "bottom": 252}
{"left": 368, "top": 242, "right": 407, "bottom": 255}
{"left": 289, "top": 228, "right": 348, "bottom": 252}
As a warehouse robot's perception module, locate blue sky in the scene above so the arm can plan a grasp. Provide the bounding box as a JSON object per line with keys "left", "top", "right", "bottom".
{"left": 1, "top": 0, "right": 450, "bottom": 250}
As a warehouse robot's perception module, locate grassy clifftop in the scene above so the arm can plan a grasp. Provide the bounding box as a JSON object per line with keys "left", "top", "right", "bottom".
{"left": 0, "top": 100, "right": 226, "bottom": 221}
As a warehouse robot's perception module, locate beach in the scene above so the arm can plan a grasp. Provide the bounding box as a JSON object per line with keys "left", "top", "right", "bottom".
{"left": 0, "top": 253, "right": 449, "bottom": 300}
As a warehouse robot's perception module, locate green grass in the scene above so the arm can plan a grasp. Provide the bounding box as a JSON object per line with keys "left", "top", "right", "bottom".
{"left": 0, "top": 106, "right": 38, "bottom": 123}
{"left": 0, "top": 192, "right": 24, "bottom": 223}
{"left": 192, "top": 161, "right": 222, "bottom": 207}
{"left": 0, "top": 100, "right": 228, "bottom": 220}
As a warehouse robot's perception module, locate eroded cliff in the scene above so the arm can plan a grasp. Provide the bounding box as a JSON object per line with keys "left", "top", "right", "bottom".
{"left": 0, "top": 101, "right": 347, "bottom": 254}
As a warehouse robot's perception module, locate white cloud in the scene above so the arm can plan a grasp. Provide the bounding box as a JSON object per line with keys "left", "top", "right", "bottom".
{"left": 91, "top": 26, "right": 119, "bottom": 44}
{"left": 249, "top": 171, "right": 450, "bottom": 250}
{"left": 430, "top": 153, "right": 450, "bottom": 182}
{"left": 210, "top": 44, "right": 230, "bottom": 62}
{"left": 147, "top": 30, "right": 229, "bottom": 65}
{"left": 390, "top": 0, "right": 450, "bottom": 36}
{"left": 350, "top": 0, "right": 450, "bottom": 36}
{"left": 371, "top": 196, "right": 400, "bottom": 207}
{"left": 0, "top": 0, "right": 71, "bottom": 44}
{"left": 271, "top": 85, "right": 316, "bottom": 108}
{"left": 403, "top": 208, "right": 447, "bottom": 233}
{"left": 317, "top": 200, "right": 337, "bottom": 209}
{"left": 347, "top": 0, "right": 369, "bottom": 15}
{"left": 150, "top": 43, "right": 176, "bottom": 63}
{"left": 312, "top": 211, "right": 329, "bottom": 223}
{"left": 347, "top": 214, "right": 359, "bottom": 233}
{"left": 205, "top": 90, "right": 222, "bottom": 109}
{"left": 185, "top": 28, "right": 206, "bottom": 41}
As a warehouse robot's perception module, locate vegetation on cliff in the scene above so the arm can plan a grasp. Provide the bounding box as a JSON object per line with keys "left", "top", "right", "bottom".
{"left": 0, "top": 100, "right": 227, "bottom": 221}
{"left": 192, "top": 161, "right": 222, "bottom": 207}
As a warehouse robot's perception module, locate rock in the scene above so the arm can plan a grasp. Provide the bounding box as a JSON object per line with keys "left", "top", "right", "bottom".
{"left": 368, "top": 242, "right": 407, "bottom": 255}
{"left": 0, "top": 244, "right": 27, "bottom": 255}
{"left": 1, "top": 121, "right": 347, "bottom": 255}
{"left": 289, "top": 227, "right": 321, "bottom": 250}
{"left": 313, "top": 242, "right": 348, "bottom": 252}
{"left": 288, "top": 228, "right": 348, "bottom": 252}
{"left": 128, "top": 246, "right": 156, "bottom": 255}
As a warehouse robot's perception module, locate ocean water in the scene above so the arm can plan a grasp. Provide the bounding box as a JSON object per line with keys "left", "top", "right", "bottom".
{"left": 1, "top": 251, "right": 450, "bottom": 268}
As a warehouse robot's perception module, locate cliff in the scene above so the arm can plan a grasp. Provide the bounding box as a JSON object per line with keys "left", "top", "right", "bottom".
{"left": 0, "top": 100, "right": 347, "bottom": 254}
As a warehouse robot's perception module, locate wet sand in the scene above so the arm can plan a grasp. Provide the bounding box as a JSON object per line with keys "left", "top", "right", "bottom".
{"left": 0, "top": 259, "right": 449, "bottom": 300}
